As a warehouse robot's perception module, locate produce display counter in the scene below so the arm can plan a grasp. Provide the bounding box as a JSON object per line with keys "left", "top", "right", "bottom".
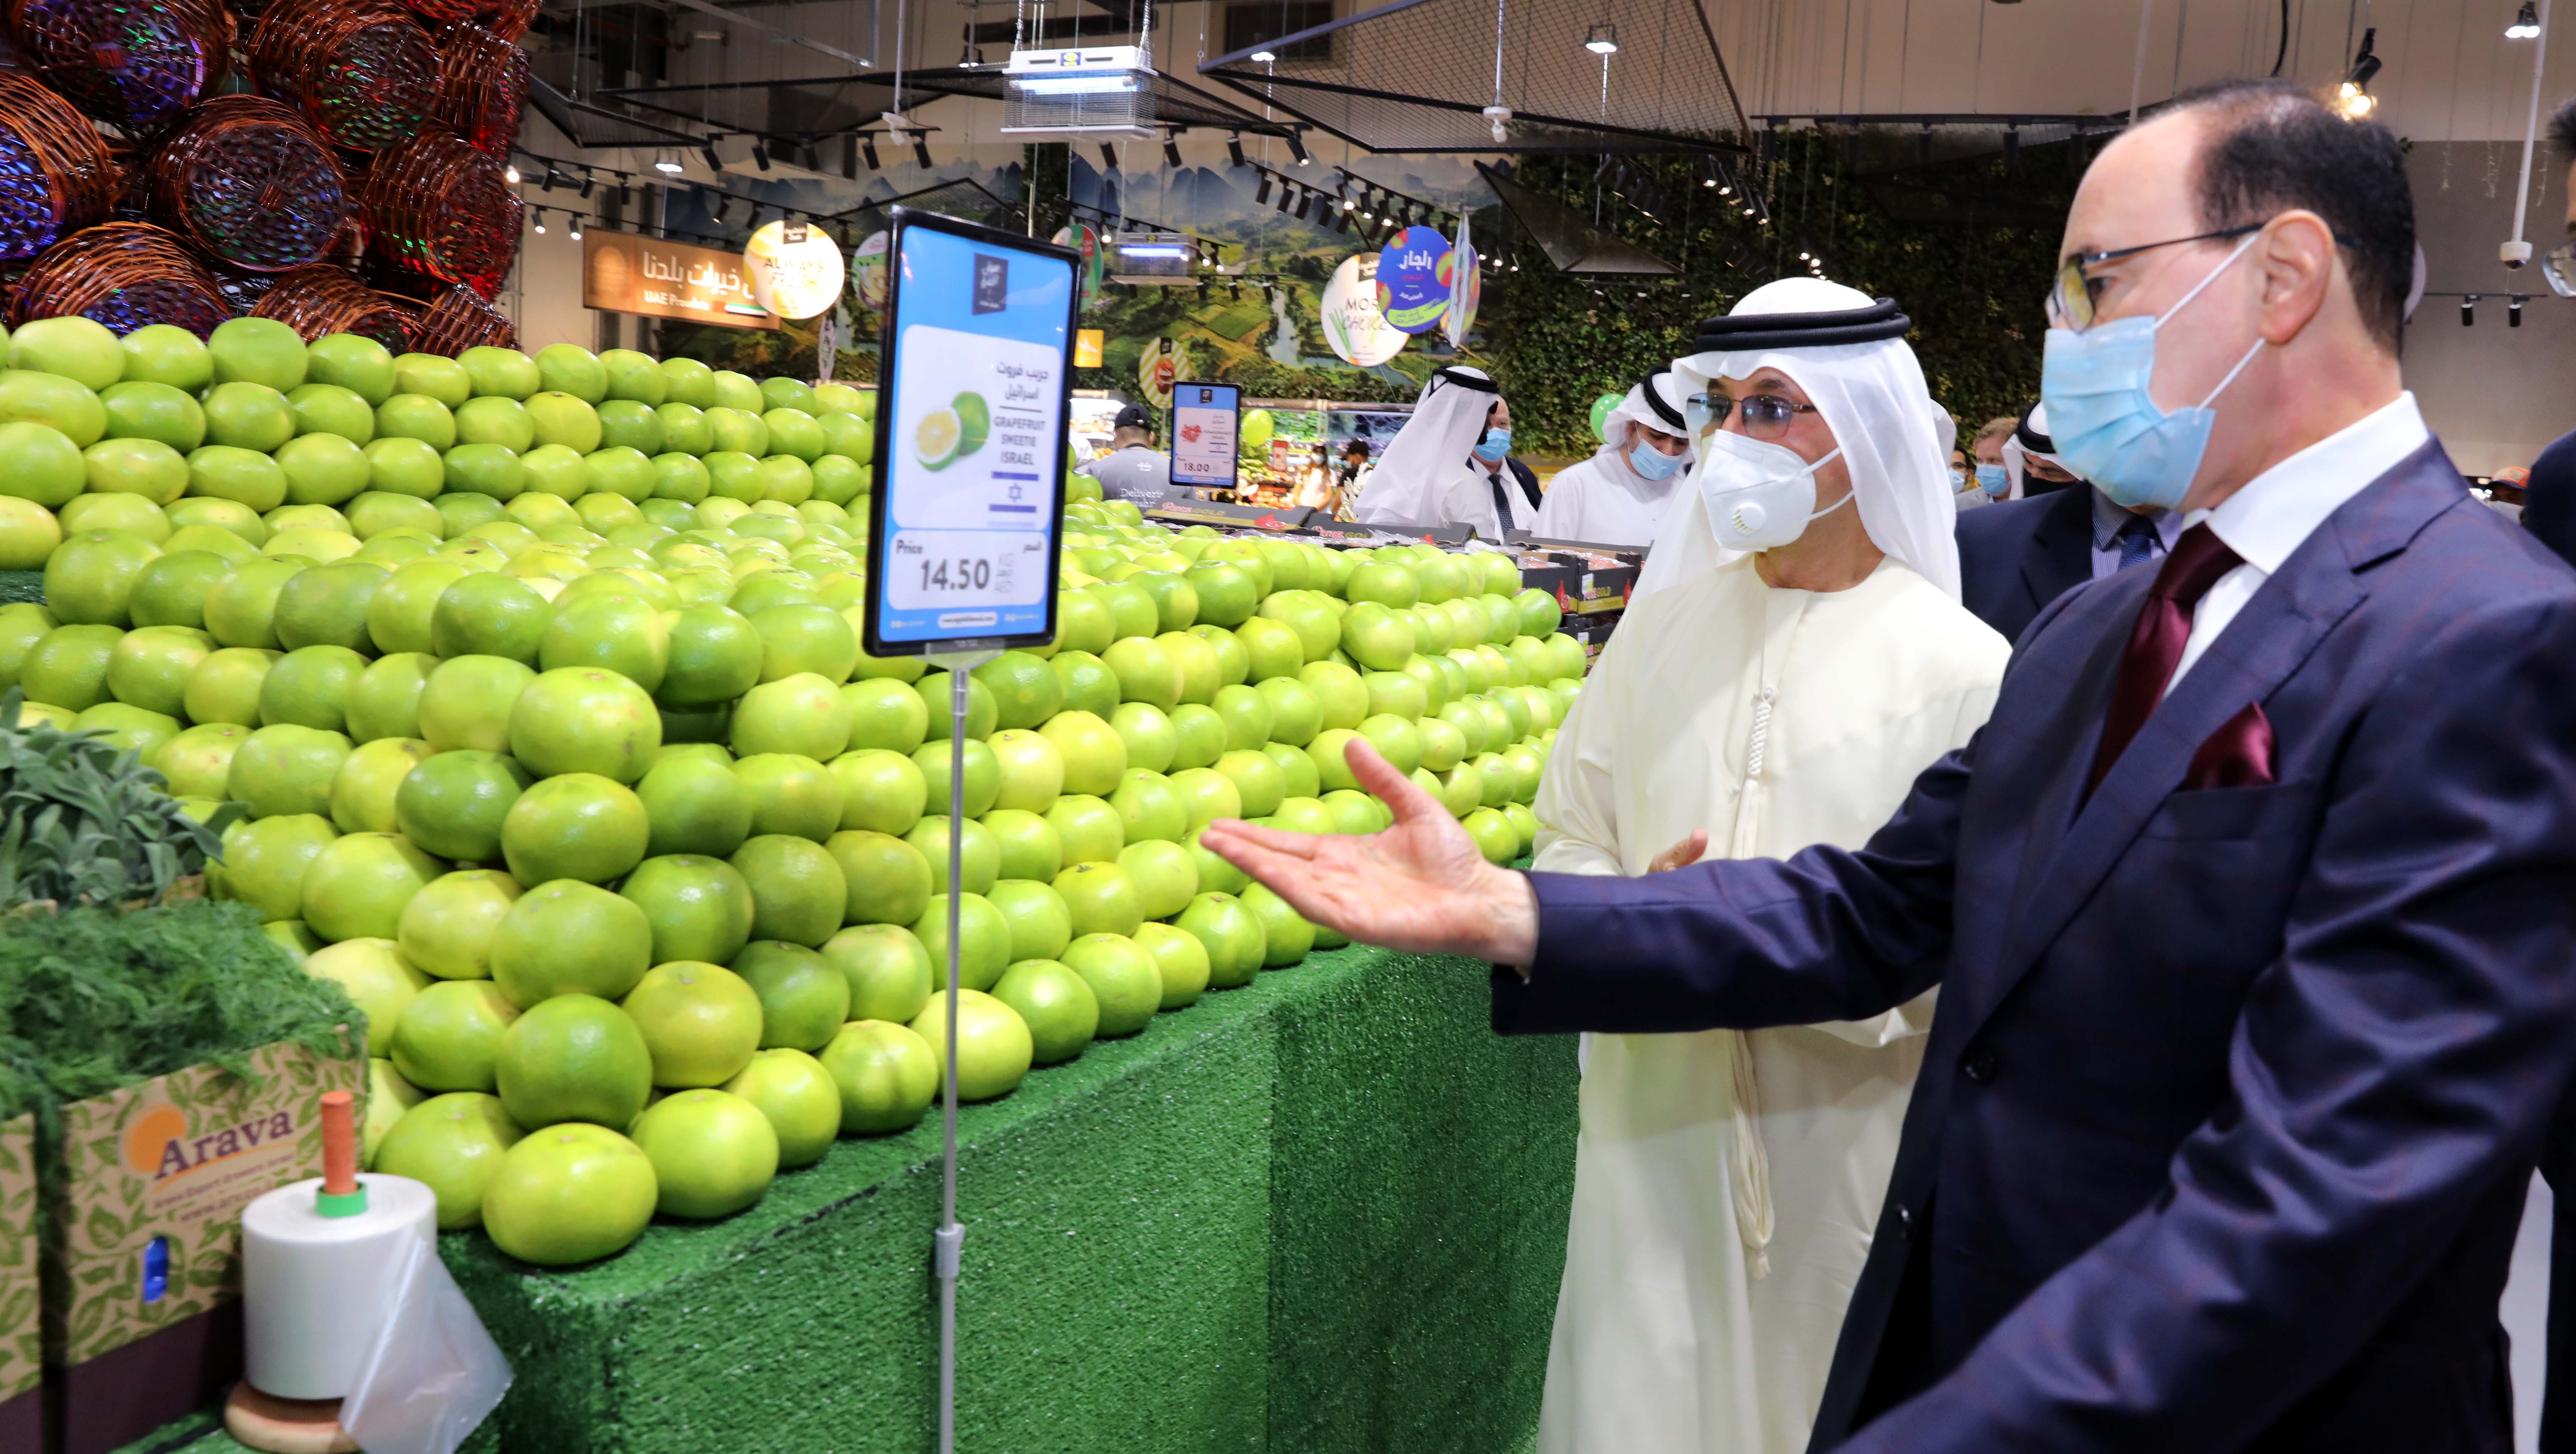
{"left": 129, "top": 939, "right": 1576, "bottom": 1454}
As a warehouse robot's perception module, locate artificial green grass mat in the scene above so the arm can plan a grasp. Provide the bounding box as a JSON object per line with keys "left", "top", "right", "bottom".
{"left": 437, "top": 940, "right": 1578, "bottom": 1454}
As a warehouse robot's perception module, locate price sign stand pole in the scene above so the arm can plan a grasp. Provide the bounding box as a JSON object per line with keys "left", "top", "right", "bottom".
{"left": 925, "top": 645, "right": 997, "bottom": 1454}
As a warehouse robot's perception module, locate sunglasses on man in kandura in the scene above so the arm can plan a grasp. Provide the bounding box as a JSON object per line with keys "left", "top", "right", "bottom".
{"left": 1684, "top": 392, "right": 1821, "bottom": 442}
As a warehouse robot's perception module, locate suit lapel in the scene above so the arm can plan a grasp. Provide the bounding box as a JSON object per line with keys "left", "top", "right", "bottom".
{"left": 1952, "top": 445, "right": 2462, "bottom": 1040}
{"left": 2018, "top": 487, "right": 2095, "bottom": 616}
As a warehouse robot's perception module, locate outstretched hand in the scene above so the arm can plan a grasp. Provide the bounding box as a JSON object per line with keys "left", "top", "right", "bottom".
{"left": 1198, "top": 736, "right": 1540, "bottom": 965}
{"left": 1648, "top": 830, "right": 1709, "bottom": 875}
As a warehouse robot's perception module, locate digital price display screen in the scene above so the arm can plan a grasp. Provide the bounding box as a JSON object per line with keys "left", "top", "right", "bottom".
{"left": 863, "top": 208, "right": 1077, "bottom": 654}
{"left": 1167, "top": 381, "right": 1240, "bottom": 492}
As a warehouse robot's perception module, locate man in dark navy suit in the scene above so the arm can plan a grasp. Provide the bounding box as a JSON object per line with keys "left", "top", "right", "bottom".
{"left": 1206, "top": 80, "right": 2576, "bottom": 1453}
{"left": 1956, "top": 405, "right": 2185, "bottom": 642}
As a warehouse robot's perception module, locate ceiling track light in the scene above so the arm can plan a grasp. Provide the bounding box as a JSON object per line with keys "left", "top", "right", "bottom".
{"left": 2512, "top": 294, "right": 2528, "bottom": 326}
{"left": 2339, "top": 28, "right": 2381, "bottom": 117}
{"left": 1226, "top": 132, "right": 1246, "bottom": 168}
{"left": 569, "top": 216, "right": 584, "bottom": 240}
{"left": 539, "top": 166, "right": 560, "bottom": 193}
{"left": 1274, "top": 183, "right": 1292, "bottom": 214}
{"left": 1286, "top": 130, "right": 1311, "bottom": 166}
{"left": 1295, "top": 190, "right": 1313, "bottom": 220}
{"left": 1163, "top": 133, "right": 1183, "bottom": 168}
{"left": 752, "top": 138, "right": 771, "bottom": 171}
{"left": 701, "top": 143, "right": 722, "bottom": 173}
{"left": 1254, "top": 173, "right": 1273, "bottom": 203}
{"left": 2510, "top": 0, "right": 2542, "bottom": 38}
{"left": 532, "top": 210, "right": 547, "bottom": 235}
{"left": 912, "top": 134, "right": 933, "bottom": 168}
{"left": 1583, "top": 21, "right": 1619, "bottom": 54}
{"left": 2463, "top": 294, "right": 2480, "bottom": 326}
{"left": 861, "top": 136, "right": 882, "bottom": 170}
{"left": 1099, "top": 142, "right": 1120, "bottom": 173}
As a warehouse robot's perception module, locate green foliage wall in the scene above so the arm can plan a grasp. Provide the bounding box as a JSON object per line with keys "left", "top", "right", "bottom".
{"left": 1480, "top": 135, "right": 2089, "bottom": 456}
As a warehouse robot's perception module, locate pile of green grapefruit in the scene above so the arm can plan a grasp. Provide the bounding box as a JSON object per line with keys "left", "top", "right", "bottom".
{"left": 0, "top": 314, "right": 1587, "bottom": 1268}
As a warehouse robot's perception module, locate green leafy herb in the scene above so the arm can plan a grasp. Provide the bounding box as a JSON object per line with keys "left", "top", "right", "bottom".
{"left": 0, "top": 690, "right": 239, "bottom": 910}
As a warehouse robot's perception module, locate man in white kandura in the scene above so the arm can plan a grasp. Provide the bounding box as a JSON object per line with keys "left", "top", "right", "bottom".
{"left": 1349, "top": 364, "right": 1536, "bottom": 539}
{"left": 1530, "top": 367, "right": 1694, "bottom": 546}
{"left": 1531, "top": 278, "right": 2011, "bottom": 1454}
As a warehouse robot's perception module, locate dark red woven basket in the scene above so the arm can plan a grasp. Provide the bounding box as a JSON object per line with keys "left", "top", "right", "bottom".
{"left": 13, "top": 220, "right": 227, "bottom": 334}
{"left": 0, "top": 72, "right": 121, "bottom": 262}
{"left": 404, "top": 281, "right": 513, "bottom": 354}
{"left": 147, "top": 94, "right": 351, "bottom": 272}
{"left": 397, "top": 0, "right": 533, "bottom": 41}
{"left": 431, "top": 19, "right": 525, "bottom": 158}
{"left": 249, "top": 262, "right": 411, "bottom": 349}
{"left": 249, "top": 0, "right": 438, "bottom": 153}
{"left": 9, "top": 0, "right": 233, "bottom": 134}
{"left": 362, "top": 128, "right": 519, "bottom": 298}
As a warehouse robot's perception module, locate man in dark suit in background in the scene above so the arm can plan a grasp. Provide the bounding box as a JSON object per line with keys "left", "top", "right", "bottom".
{"left": 1206, "top": 79, "right": 2576, "bottom": 1453}
{"left": 1957, "top": 404, "right": 2185, "bottom": 642}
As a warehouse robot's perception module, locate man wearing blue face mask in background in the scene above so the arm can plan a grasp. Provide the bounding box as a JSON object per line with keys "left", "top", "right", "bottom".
{"left": 1956, "top": 403, "right": 2185, "bottom": 642}
{"left": 1204, "top": 79, "right": 2576, "bottom": 1454}
{"left": 1531, "top": 368, "right": 1695, "bottom": 546}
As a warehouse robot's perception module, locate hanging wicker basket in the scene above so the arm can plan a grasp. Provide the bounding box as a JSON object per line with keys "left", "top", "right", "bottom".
{"left": 13, "top": 221, "right": 227, "bottom": 335}
{"left": 394, "top": 0, "right": 534, "bottom": 41}
{"left": 362, "top": 128, "right": 519, "bottom": 299}
{"left": 248, "top": 0, "right": 438, "bottom": 153}
{"left": 248, "top": 263, "right": 412, "bottom": 350}
{"left": 404, "top": 282, "right": 513, "bottom": 355}
{"left": 7, "top": 0, "right": 233, "bottom": 135}
{"left": 147, "top": 94, "right": 352, "bottom": 274}
{"left": 0, "top": 72, "right": 121, "bottom": 263}
{"left": 431, "top": 19, "right": 526, "bottom": 158}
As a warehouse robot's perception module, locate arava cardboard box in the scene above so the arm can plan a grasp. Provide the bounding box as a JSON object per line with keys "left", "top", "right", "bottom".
{"left": 1, "top": 1113, "right": 39, "bottom": 1452}
{"left": 42, "top": 1038, "right": 362, "bottom": 1454}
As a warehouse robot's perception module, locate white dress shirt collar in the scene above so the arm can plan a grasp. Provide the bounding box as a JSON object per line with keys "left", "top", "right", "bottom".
{"left": 2164, "top": 391, "right": 2431, "bottom": 693}
{"left": 2185, "top": 391, "right": 2430, "bottom": 574}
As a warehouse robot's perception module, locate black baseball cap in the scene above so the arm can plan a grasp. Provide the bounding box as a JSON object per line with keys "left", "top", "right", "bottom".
{"left": 1114, "top": 403, "right": 1154, "bottom": 431}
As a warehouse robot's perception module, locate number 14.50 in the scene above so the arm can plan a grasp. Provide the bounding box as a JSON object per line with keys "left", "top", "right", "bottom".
{"left": 918, "top": 557, "right": 993, "bottom": 591}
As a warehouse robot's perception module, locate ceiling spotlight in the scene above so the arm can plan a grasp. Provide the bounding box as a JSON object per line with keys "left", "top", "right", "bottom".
{"left": 1100, "top": 142, "right": 1120, "bottom": 173}
{"left": 1583, "top": 22, "right": 1619, "bottom": 54}
{"left": 752, "top": 138, "right": 771, "bottom": 171}
{"left": 1330, "top": 207, "right": 1349, "bottom": 233}
{"left": 654, "top": 153, "right": 683, "bottom": 175}
{"left": 569, "top": 217, "right": 584, "bottom": 240}
{"left": 2513, "top": 294, "right": 2528, "bottom": 326}
{"left": 912, "top": 134, "right": 933, "bottom": 168}
{"left": 1226, "top": 132, "right": 1246, "bottom": 168}
{"left": 1286, "top": 131, "right": 1311, "bottom": 166}
{"left": 701, "top": 144, "right": 722, "bottom": 173}
{"left": 712, "top": 194, "right": 730, "bottom": 224}
{"left": 1295, "top": 190, "right": 1313, "bottom": 220}
{"left": 578, "top": 169, "right": 595, "bottom": 197}
{"left": 532, "top": 211, "right": 547, "bottom": 235}
{"left": 539, "top": 166, "right": 560, "bottom": 192}
{"left": 2338, "top": 28, "right": 2381, "bottom": 117}
{"left": 504, "top": 162, "right": 522, "bottom": 184}
{"left": 1255, "top": 173, "right": 1273, "bottom": 203}
{"left": 1274, "top": 183, "right": 1292, "bottom": 214}
{"left": 2464, "top": 294, "right": 2480, "bottom": 325}
{"left": 2510, "top": 0, "right": 2542, "bottom": 38}
{"left": 1164, "top": 134, "right": 1184, "bottom": 168}
{"left": 861, "top": 136, "right": 882, "bottom": 170}
{"left": 1250, "top": 49, "right": 1276, "bottom": 62}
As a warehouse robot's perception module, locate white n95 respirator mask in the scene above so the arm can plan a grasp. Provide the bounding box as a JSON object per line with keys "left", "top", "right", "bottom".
{"left": 1695, "top": 428, "right": 1849, "bottom": 550}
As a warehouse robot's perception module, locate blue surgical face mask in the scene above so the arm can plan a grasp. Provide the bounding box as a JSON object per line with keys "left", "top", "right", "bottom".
{"left": 1974, "top": 462, "right": 2009, "bottom": 497}
{"left": 1474, "top": 428, "right": 1512, "bottom": 462}
{"left": 1628, "top": 439, "right": 1685, "bottom": 481}
{"left": 2041, "top": 231, "right": 2269, "bottom": 511}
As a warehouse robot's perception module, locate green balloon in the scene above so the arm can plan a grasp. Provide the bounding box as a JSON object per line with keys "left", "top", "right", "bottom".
{"left": 1588, "top": 390, "right": 1627, "bottom": 442}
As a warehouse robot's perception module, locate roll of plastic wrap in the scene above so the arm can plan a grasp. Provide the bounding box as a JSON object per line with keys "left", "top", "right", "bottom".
{"left": 242, "top": 1172, "right": 438, "bottom": 1400}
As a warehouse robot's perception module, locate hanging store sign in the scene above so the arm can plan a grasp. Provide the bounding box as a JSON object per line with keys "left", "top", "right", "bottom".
{"left": 1442, "top": 214, "right": 1480, "bottom": 347}
{"left": 1075, "top": 329, "right": 1105, "bottom": 367}
{"left": 582, "top": 230, "right": 778, "bottom": 330}
{"left": 1320, "top": 252, "right": 1404, "bottom": 366}
{"left": 852, "top": 230, "right": 893, "bottom": 310}
{"left": 1375, "top": 224, "right": 1452, "bottom": 335}
{"left": 1137, "top": 336, "right": 1181, "bottom": 407}
{"left": 745, "top": 220, "right": 847, "bottom": 321}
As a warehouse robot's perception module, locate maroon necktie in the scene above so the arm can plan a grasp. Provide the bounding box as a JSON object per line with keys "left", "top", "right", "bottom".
{"left": 2086, "top": 523, "right": 2244, "bottom": 793}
